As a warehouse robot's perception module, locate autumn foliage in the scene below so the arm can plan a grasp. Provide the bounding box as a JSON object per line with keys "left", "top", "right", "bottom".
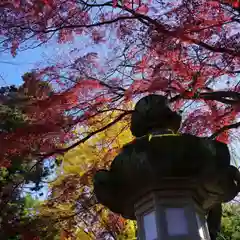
{"left": 0, "top": 0, "right": 240, "bottom": 239}
{"left": 40, "top": 112, "right": 135, "bottom": 239}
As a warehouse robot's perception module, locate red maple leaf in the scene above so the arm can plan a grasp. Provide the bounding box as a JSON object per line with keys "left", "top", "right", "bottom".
{"left": 136, "top": 4, "right": 149, "bottom": 14}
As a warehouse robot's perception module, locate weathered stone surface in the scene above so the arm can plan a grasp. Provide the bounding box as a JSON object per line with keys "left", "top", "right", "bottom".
{"left": 94, "top": 133, "right": 239, "bottom": 219}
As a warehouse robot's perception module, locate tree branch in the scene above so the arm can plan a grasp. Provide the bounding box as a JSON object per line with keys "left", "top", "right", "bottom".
{"left": 21, "top": 16, "right": 137, "bottom": 34}
{"left": 38, "top": 111, "right": 132, "bottom": 158}
{"left": 200, "top": 91, "right": 240, "bottom": 102}
{"left": 209, "top": 122, "right": 240, "bottom": 140}
{"left": 170, "top": 90, "right": 240, "bottom": 105}
{"left": 118, "top": 4, "right": 240, "bottom": 57}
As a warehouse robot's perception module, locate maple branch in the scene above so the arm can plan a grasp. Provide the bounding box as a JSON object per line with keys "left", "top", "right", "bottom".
{"left": 39, "top": 111, "right": 132, "bottom": 158}
{"left": 209, "top": 121, "right": 240, "bottom": 140}
{"left": 200, "top": 91, "right": 240, "bottom": 104}
{"left": 23, "top": 16, "right": 137, "bottom": 34}
{"left": 170, "top": 91, "right": 240, "bottom": 105}
{"left": 83, "top": 75, "right": 126, "bottom": 95}
{"left": 118, "top": 5, "right": 240, "bottom": 57}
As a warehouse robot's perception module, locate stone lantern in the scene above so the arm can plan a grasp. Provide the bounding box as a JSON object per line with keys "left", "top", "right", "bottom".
{"left": 93, "top": 94, "right": 240, "bottom": 240}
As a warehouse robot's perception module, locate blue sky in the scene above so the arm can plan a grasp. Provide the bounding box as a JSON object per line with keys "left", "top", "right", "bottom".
{"left": 0, "top": 47, "right": 46, "bottom": 87}
{"left": 0, "top": 35, "right": 109, "bottom": 88}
